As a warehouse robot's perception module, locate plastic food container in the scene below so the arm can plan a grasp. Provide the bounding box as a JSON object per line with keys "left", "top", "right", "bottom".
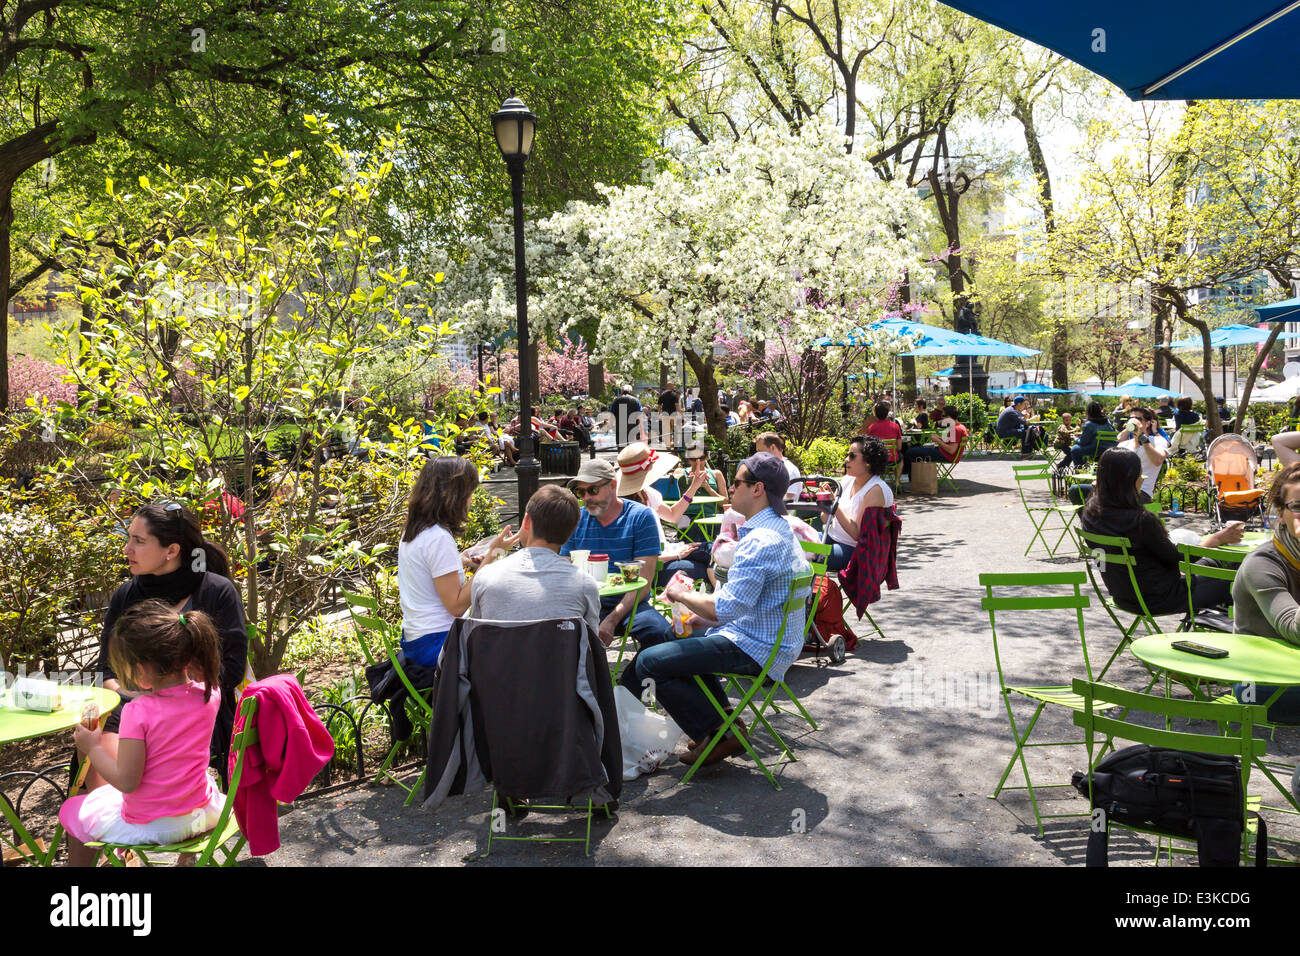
{"left": 587, "top": 553, "right": 609, "bottom": 583}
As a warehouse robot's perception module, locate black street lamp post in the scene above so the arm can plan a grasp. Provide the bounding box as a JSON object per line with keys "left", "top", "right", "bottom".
{"left": 492, "top": 93, "right": 539, "bottom": 510}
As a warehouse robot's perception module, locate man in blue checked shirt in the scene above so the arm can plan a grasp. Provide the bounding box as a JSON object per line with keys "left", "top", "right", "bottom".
{"left": 645, "top": 452, "right": 810, "bottom": 768}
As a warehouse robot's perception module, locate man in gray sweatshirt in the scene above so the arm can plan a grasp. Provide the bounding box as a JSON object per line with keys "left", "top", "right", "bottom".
{"left": 470, "top": 484, "right": 600, "bottom": 632}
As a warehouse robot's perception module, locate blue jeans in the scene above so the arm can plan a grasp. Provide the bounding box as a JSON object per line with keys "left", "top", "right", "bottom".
{"left": 824, "top": 541, "right": 854, "bottom": 572}
{"left": 632, "top": 635, "right": 763, "bottom": 741}
{"left": 903, "top": 443, "right": 940, "bottom": 477}
{"left": 401, "top": 629, "right": 449, "bottom": 668}
{"left": 605, "top": 596, "right": 675, "bottom": 694}
{"left": 658, "top": 547, "right": 711, "bottom": 586}
{"left": 1233, "top": 684, "right": 1300, "bottom": 725}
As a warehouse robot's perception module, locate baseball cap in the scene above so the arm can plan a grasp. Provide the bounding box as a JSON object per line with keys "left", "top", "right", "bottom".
{"left": 739, "top": 452, "right": 788, "bottom": 516}
{"left": 1012, "top": 395, "right": 1027, "bottom": 405}
{"left": 568, "top": 457, "right": 617, "bottom": 490}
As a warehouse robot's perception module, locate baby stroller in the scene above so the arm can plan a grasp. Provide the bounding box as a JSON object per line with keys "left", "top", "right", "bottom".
{"left": 794, "top": 475, "right": 857, "bottom": 666}
{"left": 1205, "top": 433, "right": 1267, "bottom": 528}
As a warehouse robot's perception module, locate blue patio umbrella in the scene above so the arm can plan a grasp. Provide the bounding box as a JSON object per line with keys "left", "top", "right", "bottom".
{"left": 1254, "top": 296, "right": 1300, "bottom": 323}
{"left": 933, "top": 366, "right": 954, "bottom": 378}
{"left": 988, "top": 383, "right": 1077, "bottom": 395}
{"left": 1161, "top": 323, "right": 1300, "bottom": 349}
{"left": 1086, "top": 383, "right": 1184, "bottom": 398}
{"left": 1159, "top": 323, "right": 1300, "bottom": 400}
{"left": 936, "top": 2, "right": 1300, "bottom": 100}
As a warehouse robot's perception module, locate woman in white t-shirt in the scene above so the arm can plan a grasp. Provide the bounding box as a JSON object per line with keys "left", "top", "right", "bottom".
{"left": 1116, "top": 406, "right": 1169, "bottom": 502}
{"left": 398, "top": 457, "right": 517, "bottom": 667}
{"left": 820, "top": 435, "right": 893, "bottom": 571}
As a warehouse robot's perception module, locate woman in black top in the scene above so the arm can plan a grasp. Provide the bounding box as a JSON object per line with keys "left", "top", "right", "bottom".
{"left": 90, "top": 502, "right": 248, "bottom": 789}
{"left": 1079, "top": 449, "right": 1241, "bottom": 615}
{"left": 1172, "top": 396, "right": 1201, "bottom": 427}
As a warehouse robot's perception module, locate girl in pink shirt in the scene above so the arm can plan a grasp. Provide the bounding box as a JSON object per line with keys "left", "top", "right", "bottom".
{"left": 61, "top": 601, "right": 225, "bottom": 866}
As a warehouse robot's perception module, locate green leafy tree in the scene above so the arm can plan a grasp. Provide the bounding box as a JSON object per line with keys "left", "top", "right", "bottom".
{"left": 1, "top": 0, "right": 685, "bottom": 409}
{"left": 46, "top": 125, "right": 463, "bottom": 673}
{"left": 1054, "top": 101, "right": 1300, "bottom": 436}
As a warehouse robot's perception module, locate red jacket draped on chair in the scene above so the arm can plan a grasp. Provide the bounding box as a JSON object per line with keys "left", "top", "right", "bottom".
{"left": 840, "top": 505, "right": 901, "bottom": 618}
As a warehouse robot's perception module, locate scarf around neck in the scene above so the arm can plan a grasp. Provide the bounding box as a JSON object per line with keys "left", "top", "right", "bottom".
{"left": 135, "top": 564, "right": 204, "bottom": 605}
{"left": 1272, "top": 520, "right": 1300, "bottom": 575}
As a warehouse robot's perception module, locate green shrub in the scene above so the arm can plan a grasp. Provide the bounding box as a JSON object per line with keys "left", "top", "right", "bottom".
{"left": 945, "top": 392, "right": 989, "bottom": 433}
{"left": 789, "top": 437, "right": 848, "bottom": 477}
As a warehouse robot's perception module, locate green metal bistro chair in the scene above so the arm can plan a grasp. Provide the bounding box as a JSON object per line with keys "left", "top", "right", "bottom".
{"left": 1072, "top": 678, "right": 1267, "bottom": 865}
{"left": 1075, "top": 530, "right": 1178, "bottom": 683}
{"left": 1013, "top": 463, "right": 1081, "bottom": 558}
{"left": 343, "top": 591, "right": 432, "bottom": 804}
{"left": 88, "top": 696, "right": 258, "bottom": 867}
{"left": 479, "top": 792, "right": 615, "bottom": 859}
{"left": 934, "top": 434, "right": 974, "bottom": 492}
{"left": 1177, "top": 542, "right": 1243, "bottom": 634}
{"left": 982, "top": 570, "right": 1111, "bottom": 836}
{"left": 1170, "top": 422, "right": 1206, "bottom": 457}
{"left": 879, "top": 438, "right": 904, "bottom": 492}
{"left": 801, "top": 537, "right": 884, "bottom": 643}
{"left": 681, "top": 572, "right": 814, "bottom": 791}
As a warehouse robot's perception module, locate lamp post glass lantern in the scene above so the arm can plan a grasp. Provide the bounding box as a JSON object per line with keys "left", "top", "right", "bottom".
{"left": 492, "top": 94, "right": 539, "bottom": 511}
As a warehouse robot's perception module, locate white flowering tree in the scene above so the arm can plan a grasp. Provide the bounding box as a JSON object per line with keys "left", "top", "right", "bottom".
{"left": 535, "top": 121, "right": 927, "bottom": 438}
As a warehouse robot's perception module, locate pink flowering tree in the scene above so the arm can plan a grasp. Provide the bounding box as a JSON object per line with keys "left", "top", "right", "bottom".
{"left": 7, "top": 355, "right": 76, "bottom": 408}
{"left": 479, "top": 336, "right": 610, "bottom": 406}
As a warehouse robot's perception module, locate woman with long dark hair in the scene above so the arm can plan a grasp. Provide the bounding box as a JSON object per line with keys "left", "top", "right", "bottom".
{"left": 91, "top": 501, "right": 247, "bottom": 790}
{"left": 1079, "top": 448, "right": 1242, "bottom": 616}
{"left": 1069, "top": 401, "right": 1116, "bottom": 467}
{"left": 398, "top": 457, "right": 516, "bottom": 667}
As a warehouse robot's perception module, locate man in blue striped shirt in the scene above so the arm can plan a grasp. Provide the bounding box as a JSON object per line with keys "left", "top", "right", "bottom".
{"left": 643, "top": 452, "right": 810, "bottom": 768}
{"left": 560, "top": 458, "right": 673, "bottom": 694}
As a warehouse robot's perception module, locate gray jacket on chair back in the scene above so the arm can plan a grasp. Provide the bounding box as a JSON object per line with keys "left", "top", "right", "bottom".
{"left": 422, "top": 616, "right": 621, "bottom": 810}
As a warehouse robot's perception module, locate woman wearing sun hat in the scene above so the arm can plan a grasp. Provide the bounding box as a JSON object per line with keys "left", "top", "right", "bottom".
{"left": 618, "top": 442, "right": 712, "bottom": 584}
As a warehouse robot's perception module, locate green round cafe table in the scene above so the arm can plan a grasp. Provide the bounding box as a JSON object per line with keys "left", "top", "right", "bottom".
{"left": 1220, "top": 531, "right": 1270, "bottom": 553}
{"left": 1131, "top": 633, "right": 1300, "bottom": 693}
{"left": 1, "top": 684, "right": 120, "bottom": 866}
{"left": 1132, "top": 632, "right": 1300, "bottom": 812}
{"left": 599, "top": 576, "right": 647, "bottom": 679}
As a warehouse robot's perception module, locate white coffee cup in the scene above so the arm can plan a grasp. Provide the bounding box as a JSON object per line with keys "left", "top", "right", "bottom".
{"left": 570, "top": 549, "right": 590, "bottom": 568}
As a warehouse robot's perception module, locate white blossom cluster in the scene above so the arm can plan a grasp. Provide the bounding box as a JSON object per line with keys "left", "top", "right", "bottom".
{"left": 441, "top": 121, "right": 927, "bottom": 372}
{"left": 0, "top": 509, "right": 56, "bottom": 560}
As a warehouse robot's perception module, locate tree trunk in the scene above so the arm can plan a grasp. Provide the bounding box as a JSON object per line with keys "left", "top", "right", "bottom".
{"left": 587, "top": 359, "right": 605, "bottom": 399}
{"left": 1165, "top": 323, "right": 1222, "bottom": 437}
{"left": 1151, "top": 298, "right": 1171, "bottom": 388}
{"left": 0, "top": 186, "right": 11, "bottom": 412}
{"left": 1011, "top": 94, "right": 1068, "bottom": 389}
{"left": 754, "top": 339, "right": 768, "bottom": 401}
{"left": 897, "top": 269, "right": 917, "bottom": 403}
{"left": 1237, "top": 323, "right": 1285, "bottom": 419}
{"left": 684, "top": 347, "right": 725, "bottom": 442}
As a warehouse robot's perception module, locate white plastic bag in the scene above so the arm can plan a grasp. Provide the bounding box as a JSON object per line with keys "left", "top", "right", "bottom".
{"left": 1168, "top": 528, "right": 1201, "bottom": 547}
{"left": 614, "top": 685, "right": 683, "bottom": 780}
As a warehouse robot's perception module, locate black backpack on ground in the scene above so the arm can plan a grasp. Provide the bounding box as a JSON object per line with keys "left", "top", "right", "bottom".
{"left": 1071, "top": 744, "right": 1266, "bottom": 867}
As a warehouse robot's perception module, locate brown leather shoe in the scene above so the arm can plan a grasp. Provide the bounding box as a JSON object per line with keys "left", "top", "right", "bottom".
{"left": 681, "top": 718, "right": 747, "bottom": 766}
{"left": 698, "top": 730, "right": 747, "bottom": 766}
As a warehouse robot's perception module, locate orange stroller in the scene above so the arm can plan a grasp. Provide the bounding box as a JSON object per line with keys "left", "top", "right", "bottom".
{"left": 1205, "top": 433, "right": 1267, "bottom": 528}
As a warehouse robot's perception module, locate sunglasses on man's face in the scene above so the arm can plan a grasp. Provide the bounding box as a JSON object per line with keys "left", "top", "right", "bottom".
{"left": 574, "top": 481, "right": 610, "bottom": 498}
{"left": 1282, "top": 500, "right": 1300, "bottom": 514}
{"left": 730, "top": 476, "right": 757, "bottom": 489}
